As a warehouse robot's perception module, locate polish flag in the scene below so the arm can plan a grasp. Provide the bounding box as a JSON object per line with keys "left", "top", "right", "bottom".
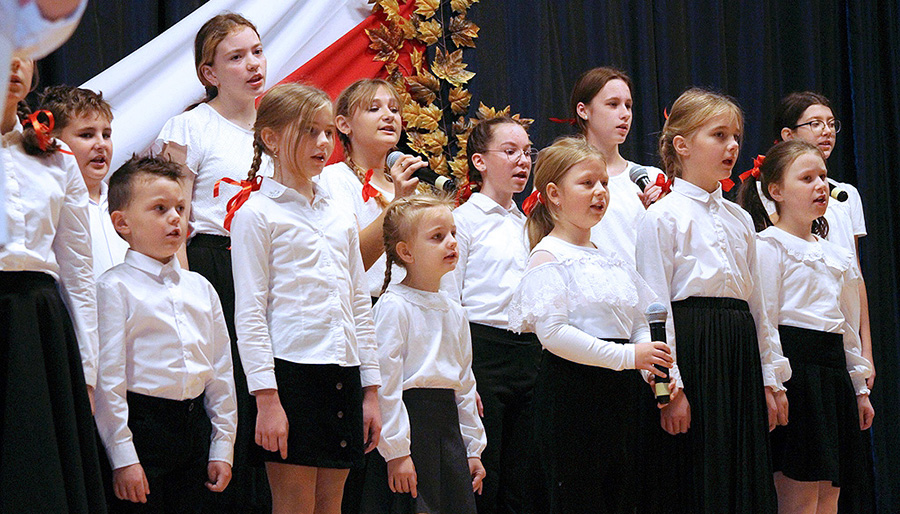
{"left": 83, "top": 0, "right": 416, "bottom": 171}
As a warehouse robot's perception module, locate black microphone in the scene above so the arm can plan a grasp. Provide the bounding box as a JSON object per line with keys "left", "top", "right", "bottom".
{"left": 387, "top": 151, "right": 457, "bottom": 193}
{"left": 645, "top": 302, "right": 670, "bottom": 405}
{"left": 629, "top": 165, "right": 652, "bottom": 191}
{"left": 827, "top": 178, "right": 848, "bottom": 202}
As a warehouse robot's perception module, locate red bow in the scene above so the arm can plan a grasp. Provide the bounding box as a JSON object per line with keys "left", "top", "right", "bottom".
{"left": 522, "top": 189, "right": 544, "bottom": 216}
{"left": 654, "top": 174, "right": 672, "bottom": 194}
{"left": 663, "top": 107, "right": 669, "bottom": 120}
{"left": 214, "top": 175, "right": 263, "bottom": 232}
{"left": 361, "top": 168, "right": 381, "bottom": 202}
{"left": 738, "top": 154, "right": 766, "bottom": 182}
{"left": 455, "top": 180, "right": 473, "bottom": 207}
{"left": 26, "top": 110, "right": 55, "bottom": 151}
{"left": 549, "top": 117, "right": 577, "bottom": 125}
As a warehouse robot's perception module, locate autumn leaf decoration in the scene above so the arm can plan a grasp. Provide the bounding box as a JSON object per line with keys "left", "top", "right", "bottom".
{"left": 366, "top": 0, "right": 531, "bottom": 201}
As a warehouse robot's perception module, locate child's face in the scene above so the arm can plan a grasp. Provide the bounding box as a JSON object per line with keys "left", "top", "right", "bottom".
{"left": 787, "top": 104, "right": 837, "bottom": 159}
{"left": 473, "top": 122, "right": 532, "bottom": 196}
{"left": 400, "top": 207, "right": 458, "bottom": 276}
{"left": 579, "top": 78, "right": 633, "bottom": 145}
{"left": 204, "top": 26, "right": 266, "bottom": 100}
{"left": 58, "top": 112, "right": 113, "bottom": 189}
{"left": 112, "top": 176, "right": 187, "bottom": 264}
{"left": 769, "top": 152, "right": 829, "bottom": 225}
{"left": 549, "top": 157, "right": 609, "bottom": 230}
{"left": 678, "top": 113, "right": 741, "bottom": 190}
{"left": 292, "top": 107, "right": 336, "bottom": 180}
{"left": 340, "top": 86, "right": 401, "bottom": 150}
{"left": 6, "top": 58, "right": 33, "bottom": 108}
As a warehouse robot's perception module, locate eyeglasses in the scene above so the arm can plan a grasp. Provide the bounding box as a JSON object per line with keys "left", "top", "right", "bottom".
{"left": 483, "top": 148, "right": 539, "bottom": 162}
{"left": 793, "top": 119, "right": 841, "bottom": 135}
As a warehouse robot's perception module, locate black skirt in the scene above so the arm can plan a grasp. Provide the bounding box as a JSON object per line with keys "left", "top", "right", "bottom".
{"left": 534, "top": 343, "right": 646, "bottom": 514}
{"left": 771, "top": 325, "right": 866, "bottom": 487}
{"left": 361, "top": 388, "right": 477, "bottom": 514}
{"left": 252, "top": 359, "right": 364, "bottom": 469}
{"left": 666, "top": 297, "right": 776, "bottom": 514}
{"left": 0, "top": 271, "right": 106, "bottom": 513}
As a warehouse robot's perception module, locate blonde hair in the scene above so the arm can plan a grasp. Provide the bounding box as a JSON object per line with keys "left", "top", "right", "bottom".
{"left": 334, "top": 79, "right": 402, "bottom": 154}
{"left": 247, "top": 83, "right": 332, "bottom": 181}
{"left": 658, "top": 88, "right": 744, "bottom": 179}
{"left": 381, "top": 194, "right": 455, "bottom": 294}
{"left": 525, "top": 136, "right": 606, "bottom": 249}
{"left": 194, "top": 13, "right": 260, "bottom": 103}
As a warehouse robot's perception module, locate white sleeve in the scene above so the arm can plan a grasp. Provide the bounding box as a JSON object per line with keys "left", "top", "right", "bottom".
{"left": 374, "top": 298, "right": 412, "bottom": 461}
{"left": 94, "top": 279, "right": 139, "bottom": 470}
{"left": 203, "top": 283, "right": 238, "bottom": 465}
{"left": 155, "top": 112, "right": 203, "bottom": 175}
{"left": 13, "top": 0, "right": 86, "bottom": 59}
{"left": 754, "top": 237, "right": 791, "bottom": 390}
{"left": 845, "top": 183, "right": 867, "bottom": 236}
{"left": 455, "top": 321, "right": 486, "bottom": 457}
{"left": 840, "top": 261, "right": 872, "bottom": 395}
{"left": 230, "top": 204, "right": 275, "bottom": 393}
{"left": 348, "top": 221, "right": 380, "bottom": 388}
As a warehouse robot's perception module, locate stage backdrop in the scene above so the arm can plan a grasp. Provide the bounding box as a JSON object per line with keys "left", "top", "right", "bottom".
{"left": 37, "top": 1, "right": 900, "bottom": 512}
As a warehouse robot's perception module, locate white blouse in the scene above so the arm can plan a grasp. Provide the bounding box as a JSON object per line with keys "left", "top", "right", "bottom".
{"left": 636, "top": 178, "right": 790, "bottom": 390}
{"left": 95, "top": 250, "right": 237, "bottom": 469}
{"left": 230, "top": 178, "right": 379, "bottom": 394}
{"left": 509, "top": 235, "right": 655, "bottom": 370}
{"left": 88, "top": 182, "right": 129, "bottom": 279}
{"left": 451, "top": 192, "right": 529, "bottom": 329}
{"left": 155, "top": 102, "right": 272, "bottom": 237}
{"left": 756, "top": 227, "right": 871, "bottom": 394}
{"left": 373, "top": 283, "right": 485, "bottom": 462}
{"left": 0, "top": 130, "right": 98, "bottom": 387}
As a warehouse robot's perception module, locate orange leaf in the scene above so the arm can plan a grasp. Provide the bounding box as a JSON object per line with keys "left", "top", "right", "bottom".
{"left": 365, "top": 24, "right": 403, "bottom": 62}
{"left": 406, "top": 71, "right": 440, "bottom": 105}
{"left": 432, "top": 48, "right": 475, "bottom": 87}
{"left": 423, "top": 130, "right": 448, "bottom": 155}
{"left": 402, "top": 102, "right": 423, "bottom": 129}
{"left": 428, "top": 153, "right": 449, "bottom": 174}
{"left": 511, "top": 113, "right": 535, "bottom": 130}
{"left": 449, "top": 87, "right": 472, "bottom": 115}
{"left": 419, "top": 103, "right": 443, "bottom": 132}
{"left": 449, "top": 157, "right": 469, "bottom": 179}
{"left": 374, "top": 0, "right": 401, "bottom": 20}
{"left": 476, "top": 102, "right": 510, "bottom": 120}
{"left": 416, "top": 19, "right": 442, "bottom": 45}
{"left": 449, "top": 15, "right": 479, "bottom": 48}
{"left": 407, "top": 132, "right": 428, "bottom": 155}
{"left": 415, "top": 0, "right": 440, "bottom": 18}
{"left": 450, "top": 0, "right": 479, "bottom": 13}
{"left": 411, "top": 48, "right": 426, "bottom": 75}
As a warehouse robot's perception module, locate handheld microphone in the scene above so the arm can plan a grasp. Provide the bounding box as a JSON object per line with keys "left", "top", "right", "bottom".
{"left": 387, "top": 151, "right": 457, "bottom": 193}
{"left": 827, "top": 178, "right": 848, "bottom": 202}
{"left": 629, "top": 165, "right": 651, "bottom": 191}
{"left": 645, "top": 302, "right": 670, "bottom": 405}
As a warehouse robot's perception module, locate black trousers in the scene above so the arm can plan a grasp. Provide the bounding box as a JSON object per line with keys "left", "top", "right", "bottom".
{"left": 470, "top": 323, "right": 541, "bottom": 514}
{"left": 108, "top": 392, "right": 211, "bottom": 514}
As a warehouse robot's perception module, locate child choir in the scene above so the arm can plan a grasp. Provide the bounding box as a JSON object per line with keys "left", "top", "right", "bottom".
{"left": 0, "top": 12, "right": 875, "bottom": 514}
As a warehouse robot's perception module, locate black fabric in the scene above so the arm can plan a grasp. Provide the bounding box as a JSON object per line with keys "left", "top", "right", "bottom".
{"left": 107, "top": 392, "right": 210, "bottom": 514}
{"left": 0, "top": 271, "right": 106, "bottom": 514}
{"left": 469, "top": 322, "right": 541, "bottom": 514}
{"left": 533, "top": 343, "right": 644, "bottom": 514}
{"left": 361, "top": 388, "right": 477, "bottom": 514}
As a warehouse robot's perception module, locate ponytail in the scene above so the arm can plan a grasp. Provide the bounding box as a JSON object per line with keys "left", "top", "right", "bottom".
{"left": 525, "top": 201, "right": 554, "bottom": 250}
{"left": 247, "top": 139, "right": 265, "bottom": 181}
{"left": 736, "top": 175, "right": 773, "bottom": 233}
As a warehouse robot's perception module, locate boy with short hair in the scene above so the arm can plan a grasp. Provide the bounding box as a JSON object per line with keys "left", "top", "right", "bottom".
{"left": 94, "top": 155, "right": 237, "bottom": 512}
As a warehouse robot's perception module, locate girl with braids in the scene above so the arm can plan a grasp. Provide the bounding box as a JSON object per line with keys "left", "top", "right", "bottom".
{"left": 230, "top": 83, "right": 381, "bottom": 514}
{"left": 737, "top": 140, "right": 873, "bottom": 514}
{"left": 0, "top": 57, "right": 105, "bottom": 512}
{"left": 507, "top": 136, "right": 671, "bottom": 513}
{"left": 154, "top": 13, "right": 272, "bottom": 511}
{"left": 319, "top": 78, "right": 423, "bottom": 301}
{"left": 450, "top": 115, "right": 540, "bottom": 514}
{"left": 363, "top": 195, "right": 486, "bottom": 514}
{"left": 635, "top": 88, "right": 790, "bottom": 513}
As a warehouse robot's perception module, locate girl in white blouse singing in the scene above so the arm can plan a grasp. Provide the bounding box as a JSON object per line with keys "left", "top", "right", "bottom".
{"left": 636, "top": 88, "right": 790, "bottom": 514}
{"left": 508, "top": 136, "right": 671, "bottom": 513}
{"left": 736, "top": 140, "right": 873, "bottom": 514}
{"left": 364, "top": 195, "right": 486, "bottom": 514}
{"left": 229, "top": 84, "right": 380, "bottom": 514}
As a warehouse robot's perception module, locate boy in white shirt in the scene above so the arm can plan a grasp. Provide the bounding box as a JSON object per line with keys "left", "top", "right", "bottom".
{"left": 94, "top": 155, "right": 237, "bottom": 513}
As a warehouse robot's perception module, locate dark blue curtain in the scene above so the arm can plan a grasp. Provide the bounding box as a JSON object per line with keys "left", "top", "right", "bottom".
{"left": 37, "top": 1, "right": 899, "bottom": 511}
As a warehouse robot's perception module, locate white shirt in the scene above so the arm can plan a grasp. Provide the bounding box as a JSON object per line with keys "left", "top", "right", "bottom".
{"left": 636, "top": 178, "right": 790, "bottom": 390}
{"left": 509, "top": 236, "right": 656, "bottom": 370}
{"left": 316, "top": 161, "right": 403, "bottom": 297}
{"left": 374, "top": 283, "right": 486, "bottom": 461}
{"left": 231, "top": 177, "right": 380, "bottom": 393}
{"left": 756, "top": 227, "right": 871, "bottom": 394}
{"left": 89, "top": 182, "right": 129, "bottom": 279}
{"left": 451, "top": 193, "right": 529, "bottom": 329}
{"left": 590, "top": 162, "right": 664, "bottom": 267}
{"left": 154, "top": 102, "right": 273, "bottom": 237}
{"left": 94, "top": 250, "right": 237, "bottom": 469}
{"left": 0, "top": 130, "right": 98, "bottom": 387}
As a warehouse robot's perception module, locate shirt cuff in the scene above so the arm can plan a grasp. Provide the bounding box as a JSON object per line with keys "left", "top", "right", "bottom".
{"left": 623, "top": 343, "right": 635, "bottom": 369}
{"left": 246, "top": 370, "right": 277, "bottom": 394}
{"left": 378, "top": 442, "right": 411, "bottom": 462}
{"left": 360, "top": 368, "right": 382, "bottom": 389}
{"left": 208, "top": 439, "right": 235, "bottom": 466}
{"left": 83, "top": 367, "right": 98, "bottom": 390}
{"left": 109, "top": 442, "right": 140, "bottom": 470}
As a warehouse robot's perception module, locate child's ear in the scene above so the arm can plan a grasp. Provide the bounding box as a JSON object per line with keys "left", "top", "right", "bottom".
{"left": 545, "top": 182, "right": 560, "bottom": 207}
{"left": 780, "top": 127, "right": 795, "bottom": 142}
{"left": 575, "top": 101, "right": 589, "bottom": 121}
{"left": 110, "top": 210, "right": 131, "bottom": 238}
{"left": 199, "top": 64, "right": 218, "bottom": 87}
{"left": 768, "top": 181, "right": 784, "bottom": 203}
{"left": 335, "top": 115, "right": 352, "bottom": 137}
{"left": 471, "top": 152, "right": 487, "bottom": 173}
{"left": 673, "top": 135, "right": 689, "bottom": 157}
{"left": 260, "top": 127, "right": 279, "bottom": 155}
{"left": 395, "top": 241, "right": 414, "bottom": 265}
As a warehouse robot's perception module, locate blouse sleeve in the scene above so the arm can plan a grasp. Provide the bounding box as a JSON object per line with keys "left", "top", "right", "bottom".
{"left": 203, "top": 283, "right": 238, "bottom": 465}
{"left": 455, "top": 320, "right": 486, "bottom": 458}
{"left": 155, "top": 112, "right": 203, "bottom": 175}
{"left": 748, "top": 232, "right": 791, "bottom": 390}
{"left": 373, "top": 297, "right": 412, "bottom": 461}
{"left": 348, "top": 221, "right": 380, "bottom": 388}
{"left": 840, "top": 260, "right": 872, "bottom": 395}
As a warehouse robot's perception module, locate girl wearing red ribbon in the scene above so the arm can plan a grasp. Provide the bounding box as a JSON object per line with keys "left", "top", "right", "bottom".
{"left": 0, "top": 57, "right": 106, "bottom": 512}
{"left": 569, "top": 67, "right": 667, "bottom": 266}
{"left": 636, "top": 88, "right": 790, "bottom": 514}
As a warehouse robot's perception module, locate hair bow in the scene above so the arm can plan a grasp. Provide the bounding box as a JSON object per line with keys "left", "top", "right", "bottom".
{"left": 738, "top": 154, "right": 766, "bottom": 182}
{"left": 361, "top": 168, "right": 381, "bottom": 202}
{"left": 25, "top": 110, "right": 55, "bottom": 151}
{"left": 522, "top": 188, "right": 544, "bottom": 216}
{"left": 655, "top": 174, "right": 672, "bottom": 194}
{"left": 214, "top": 175, "right": 263, "bottom": 232}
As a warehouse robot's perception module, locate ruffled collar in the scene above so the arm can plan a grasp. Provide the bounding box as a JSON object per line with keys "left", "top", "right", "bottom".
{"left": 388, "top": 283, "right": 452, "bottom": 312}
{"left": 759, "top": 226, "right": 853, "bottom": 271}
{"left": 532, "top": 235, "right": 629, "bottom": 268}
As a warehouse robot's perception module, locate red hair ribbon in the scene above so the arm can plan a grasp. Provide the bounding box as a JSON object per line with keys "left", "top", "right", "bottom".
{"left": 738, "top": 154, "right": 766, "bottom": 182}
{"left": 720, "top": 178, "right": 736, "bottom": 192}
{"left": 654, "top": 174, "right": 672, "bottom": 194}
{"left": 26, "top": 110, "right": 55, "bottom": 151}
{"left": 214, "top": 175, "right": 263, "bottom": 232}
{"left": 663, "top": 107, "right": 669, "bottom": 120}
{"left": 455, "top": 180, "right": 473, "bottom": 207}
{"left": 361, "top": 168, "right": 381, "bottom": 202}
{"left": 549, "top": 117, "right": 577, "bottom": 125}
{"left": 522, "top": 189, "right": 543, "bottom": 216}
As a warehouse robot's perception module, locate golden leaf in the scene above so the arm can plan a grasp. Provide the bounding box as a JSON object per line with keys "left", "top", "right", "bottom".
{"left": 419, "top": 103, "right": 443, "bottom": 132}
{"left": 411, "top": 48, "right": 426, "bottom": 75}
{"left": 432, "top": 48, "right": 475, "bottom": 87}
{"left": 415, "top": 0, "right": 440, "bottom": 18}
{"left": 428, "top": 154, "right": 449, "bottom": 175}
{"left": 366, "top": 25, "right": 404, "bottom": 62}
{"left": 402, "top": 102, "right": 423, "bottom": 129}
{"left": 452, "top": 116, "right": 473, "bottom": 137}
{"left": 449, "top": 157, "right": 469, "bottom": 179}
{"left": 399, "top": 17, "right": 418, "bottom": 40}
{"left": 416, "top": 19, "right": 442, "bottom": 45}
{"left": 450, "top": 0, "right": 479, "bottom": 13}
{"left": 407, "top": 132, "right": 428, "bottom": 155}
{"left": 406, "top": 71, "right": 440, "bottom": 105}
{"left": 511, "top": 113, "right": 535, "bottom": 130}
{"left": 397, "top": 89, "right": 414, "bottom": 111}
{"left": 449, "top": 15, "right": 479, "bottom": 48}
{"left": 477, "top": 102, "right": 510, "bottom": 119}
{"left": 423, "top": 130, "right": 448, "bottom": 155}
{"left": 449, "top": 87, "right": 472, "bottom": 114}
{"left": 375, "top": 0, "right": 401, "bottom": 20}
